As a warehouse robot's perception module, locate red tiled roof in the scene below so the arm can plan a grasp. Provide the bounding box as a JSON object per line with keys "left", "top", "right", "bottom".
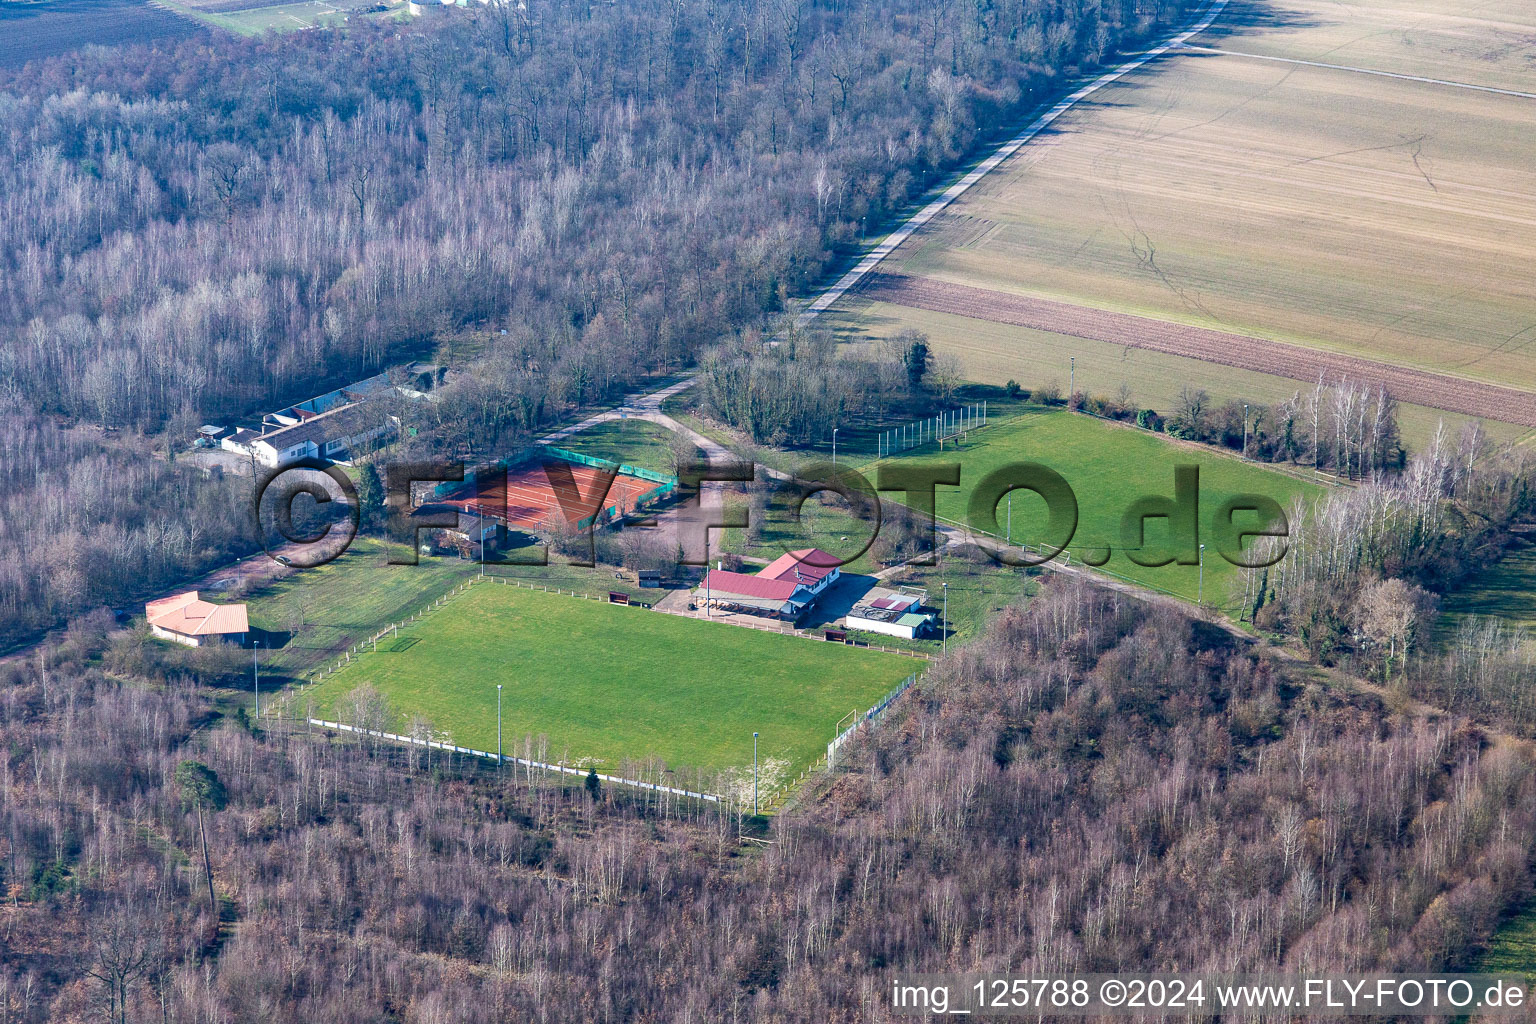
{"left": 702, "top": 570, "right": 801, "bottom": 602}
{"left": 145, "top": 592, "right": 249, "bottom": 636}
{"left": 758, "top": 548, "right": 840, "bottom": 584}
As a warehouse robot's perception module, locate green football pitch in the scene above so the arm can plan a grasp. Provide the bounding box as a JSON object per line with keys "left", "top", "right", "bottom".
{"left": 865, "top": 409, "right": 1327, "bottom": 613}
{"left": 300, "top": 582, "right": 916, "bottom": 783}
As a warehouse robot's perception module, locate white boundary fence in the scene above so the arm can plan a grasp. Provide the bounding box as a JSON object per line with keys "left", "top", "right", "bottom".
{"left": 292, "top": 575, "right": 929, "bottom": 814}
{"left": 308, "top": 718, "right": 722, "bottom": 803}
{"left": 878, "top": 401, "right": 988, "bottom": 458}
{"left": 826, "top": 672, "right": 921, "bottom": 769}
{"left": 290, "top": 575, "right": 663, "bottom": 708}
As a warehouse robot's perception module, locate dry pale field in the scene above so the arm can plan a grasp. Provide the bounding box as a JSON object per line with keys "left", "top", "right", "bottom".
{"left": 841, "top": 0, "right": 1536, "bottom": 434}
{"left": 1201, "top": 0, "right": 1536, "bottom": 93}
{"left": 829, "top": 298, "right": 1531, "bottom": 448}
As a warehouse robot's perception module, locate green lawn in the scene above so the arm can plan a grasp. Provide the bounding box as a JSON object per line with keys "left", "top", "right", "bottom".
{"left": 299, "top": 582, "right": 914, "bottom": 781}
{"left": 551, "top": 418, "right": 690, "bottom": 477}
{"left": 864, "top": 409, "right": 1326, "bottom": 613}
{"left": 244, "top": 537, "right": 672, "bottom": 684}
{"left": 1440, "top": 541, "right": 1536, "bottom": 634}
{"left": 245, "top": 538, "right": 479, "bottom": 682}
{"left": 1480, "top": 902, "right": 1536, "bottom": 987}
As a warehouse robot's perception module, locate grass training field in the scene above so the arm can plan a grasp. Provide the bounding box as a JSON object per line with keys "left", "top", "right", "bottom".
{"left": 548, "top": 417, "right": 689, "bottom": 477}
{"left": 242, "top": 538, "right": 478, "bottom": 682}
{"left": 239, "top": 537, "right": 677, "bottom": 683}
{"left": 866, "top": 408, "right": 1326, "bottom": 612}
{"left": 829, "top": 0, "right": 1536, "bottom": 432}
{"left": 299, "top": 582, "right": 914, "bottom": 781}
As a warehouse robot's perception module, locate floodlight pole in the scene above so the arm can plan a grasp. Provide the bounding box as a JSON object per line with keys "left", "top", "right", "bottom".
{"left": 497, "top": 684, "right": 503, "bottom": 769}
{"left": 480, "top": 518, "right": 485, "bottom": 578}
{"left": 1007, "top": 493, "right": 1012, "bottom": 547}
{"left": 1242, "top": 404, "right": 1250, "bottom": 459}
{"left": 1198, "top": 543, "right": 1206, "bottom": 606}
{"left": 832, "top": 427, "right": 838, "bottom": 467}
{"left": 1069, "top": 357, "right": 1076, "bottom": 407}
{"left": 752, "top": 732, "right": 759, "bottom": 816}
{"left": 251, "top": 640, "right": 260, "bottom": 720}
{"left": 941, "top": 582, "right": 948, "bottom": 655}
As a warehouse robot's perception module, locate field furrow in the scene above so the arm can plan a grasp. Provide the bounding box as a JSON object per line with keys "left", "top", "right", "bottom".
{"left": 866, "top": 273, "right": 1536, "bottom": 427}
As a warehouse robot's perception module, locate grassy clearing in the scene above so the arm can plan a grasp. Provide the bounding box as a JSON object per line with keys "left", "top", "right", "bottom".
{"left": 1438, "top": 540, "right": 1536, "bottom": 634}
{"left": 657, "top": 394, "right": 1312, "bottom": 615}
{"left": 1480, "top": 901, "right": 1536, "bottom": 985}
{"left": 299, "top": 582, "right": 913, "bottom": 778}
{"left": 549, "top": 417, "right": 689, "bottom": 477}
{"left": 838, "top": 0, "right": 1536, "bottom": 415}
{"left": 159, "top": 0, "right": 326, "bottom": 33}
{"left": 865, "top": 409, "right": 1325, "bottom": 612}
{"left": 163, "top": 0, "right": 392, "bottom": 34}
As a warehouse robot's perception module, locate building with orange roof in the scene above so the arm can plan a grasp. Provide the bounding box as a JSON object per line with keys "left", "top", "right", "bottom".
{"left": 145, "top": 592, "right": 250, "bottom": 647}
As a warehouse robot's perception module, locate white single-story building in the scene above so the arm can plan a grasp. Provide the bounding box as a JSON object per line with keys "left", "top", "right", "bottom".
{"left": 223, "top": 365, "right": 443, "bottom": 466}
{"left": 845, "top": 587, "right": 934, "bottom": 639}
{"left": 221, "top": 427, "right": 262, "bottom": 457}
{"left": 251, "top": 402, "right": 396, "bottom": 468}
{"left": 146, "top": 592, "right": 249, "bottom": 646}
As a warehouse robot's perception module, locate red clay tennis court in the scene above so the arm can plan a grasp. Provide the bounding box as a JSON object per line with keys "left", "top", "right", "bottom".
{"left": 439, "top": 459, "right": 663, "bottom": 531}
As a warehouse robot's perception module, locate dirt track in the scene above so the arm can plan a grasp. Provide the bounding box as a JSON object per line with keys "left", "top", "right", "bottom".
{"left": 864, "top": 274, "right": 1536, "bottom": 428}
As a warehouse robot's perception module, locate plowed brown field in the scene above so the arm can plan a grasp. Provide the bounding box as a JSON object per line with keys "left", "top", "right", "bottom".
{"left": 866, "top": 273, "right": 1536, "bottom": 428}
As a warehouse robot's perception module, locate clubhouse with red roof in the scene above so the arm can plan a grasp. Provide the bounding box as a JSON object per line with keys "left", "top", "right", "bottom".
{"left": 695, "top": 548, "right": 842, "bottom": 620}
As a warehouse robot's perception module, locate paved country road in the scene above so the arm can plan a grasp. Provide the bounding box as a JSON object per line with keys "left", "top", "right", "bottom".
{"left": 4, "top": 0, "right": 1237, "bottom": 665}
{"left": 565, "top": 0, "right": 1235, "bottom": 418}
{"left": 535, "top": 377, "right": 702, "bottom": 448}
{"left": 795, "top": 0, "right": 1232, "bottom": 325}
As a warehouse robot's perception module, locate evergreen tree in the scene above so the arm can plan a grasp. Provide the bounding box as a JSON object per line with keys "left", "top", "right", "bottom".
{"left": 357, "top": 462, "right": 386, "bottom": 531}
{"left": 903, "top": 333, "right": 930, "bottom": 394}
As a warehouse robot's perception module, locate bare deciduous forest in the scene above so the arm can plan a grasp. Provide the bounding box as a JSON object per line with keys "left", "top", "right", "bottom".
{"left": 5, "top": 1, "right": 1536, "bottom": 1020}
{"left": 0, "top": 0, "right": 1182, "bottom": 648}
{"left": 3, "top": 579, "right": 1531, "bottom": 1022}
